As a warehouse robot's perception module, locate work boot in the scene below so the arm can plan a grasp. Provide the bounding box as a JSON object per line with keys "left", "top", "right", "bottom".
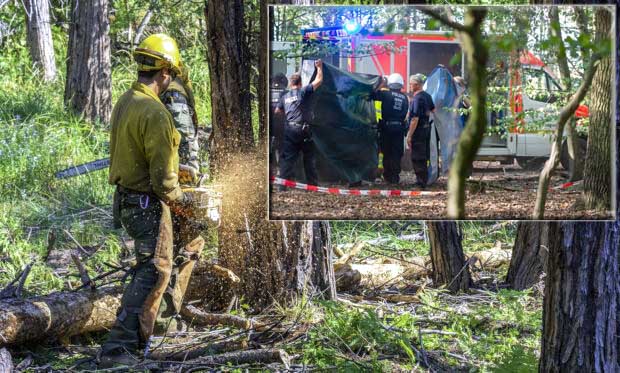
{"left": 97, "top": 349, "right": 139, "bottom": 368}
{"left": 154, "top": 315, "right": 188, "bottom": 336}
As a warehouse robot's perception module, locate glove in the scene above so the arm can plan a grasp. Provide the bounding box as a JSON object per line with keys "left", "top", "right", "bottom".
{"left": 170, "top": 192, "right": 194, "bottom": 218}
{"left": 179, "top": 164, "right": 199, "bottom": 185}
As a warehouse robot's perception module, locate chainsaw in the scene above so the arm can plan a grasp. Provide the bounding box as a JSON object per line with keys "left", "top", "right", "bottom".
{"left": 55, "top": 158, "right": 205, "bottom": 185}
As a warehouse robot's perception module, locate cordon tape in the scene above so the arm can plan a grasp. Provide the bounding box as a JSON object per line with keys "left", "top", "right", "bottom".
{"left": 271, "top": 177, "right": 582, "bottom": 197}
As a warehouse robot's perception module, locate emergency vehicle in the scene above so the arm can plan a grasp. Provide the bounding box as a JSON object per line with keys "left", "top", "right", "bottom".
{"left": 271, "top": 24, "right": 588, "bottom": 171}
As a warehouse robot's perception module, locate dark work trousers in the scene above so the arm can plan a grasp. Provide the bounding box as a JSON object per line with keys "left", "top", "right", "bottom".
{"left": 411, "top": 126, "right": 431, "bottom": 187}
{"left": 278, "top": 124, "right": 318, "bottom": 186}
{"left": 380, "top": 124, "right": 405, "bottom": 184}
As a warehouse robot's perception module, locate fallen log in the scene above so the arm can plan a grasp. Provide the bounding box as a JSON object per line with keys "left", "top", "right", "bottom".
{"left": 0, "top": 286, "right": 122, "bottom": 347}
{"left": 335, "top": 248, "right": 512, "bottom": 292}
{"left": 181, "top": 305, "right": 263, "bottom": 330}
{"left": 0, "top": 348, "right": 12, "bottom": 372}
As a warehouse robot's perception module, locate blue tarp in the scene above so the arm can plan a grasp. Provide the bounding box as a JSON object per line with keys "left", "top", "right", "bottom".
{"left": 424, "top": 66, "right": 463, "bottom": 183}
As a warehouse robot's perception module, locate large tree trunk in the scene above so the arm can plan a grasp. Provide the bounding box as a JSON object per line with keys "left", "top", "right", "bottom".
{"left": 205, "top": 0, "right": 253, "bottom": 176}
{"left": 204, "top": 0, "right": 335, "bottom": 310}
{"left": 505, "top": 222, "right": 548, "bottom": 290}
{"left": 539, "top": 220, "right": 619, "bottom": 372}
{"left": 24, "top": 0, "right": 56, "bottom": 81}
{"left": 64, "top": 0, "right": 112, "bottom": 124}
{"left": 427, "top": 222, "right": 471, "bottom": 293}
{"left": 583, "top": 7, "right": 612, "bottom": 211}
{"left": 0, "top": 287, "right": 121, "bottom": 347}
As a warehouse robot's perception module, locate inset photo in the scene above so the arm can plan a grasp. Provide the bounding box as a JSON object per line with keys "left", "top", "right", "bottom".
{"left": 268, "top": 4, "right": 616, "bottom": 220}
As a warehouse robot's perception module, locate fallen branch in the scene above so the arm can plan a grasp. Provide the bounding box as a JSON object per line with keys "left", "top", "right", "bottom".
{"left": 181, "top": 304, "right": 263, "bottom": 330}
{"left": 148, "top": 339, "right": 248, "bottom": 361}
{"left": 183, "top": 348, "right": 290, "bottom": 370}
{"left": 0, "top": 262, "right": 33, "bottom": 299}
{"left": 0, "top": 348, "right": 12, "bottom": 372}
{"left": 0, "top": 286, "right": 122, "bottom": 347}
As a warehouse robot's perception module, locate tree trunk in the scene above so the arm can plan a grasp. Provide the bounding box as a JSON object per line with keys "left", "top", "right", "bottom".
{"left": 24, "top": 0, "right": 56, "bottom": 81}
{"left": 0, "top": 286, "right": 122, "bottom": 347}
{"left": 533, "top": 54, "right": 599, "bottom": 218}
{"left": 583, "top": 8, "right": 612, "bottom": 211}
{"left": 427, "top": 222, "right": 471, "bottom": 293}
{"left": 64, "top": 0, "right": 112, "bottom": 124}
{"left": 257, "top": 0, "right": 268, "bottom": 145}
{"left": 539, "top": 220, "right": 619, "bottom": 372}
{"left": 549, "top": 6, "right": 583, "bottom": 181}
{"left": 506, "top": 222, "right": 548, "bottom": 290}
{"left": 0, "top": 348, "right": 12, "bottom": 372}
{"left": 204, "top": 0, "right": 335, "bottom": 311}
{"left": 205, "top": 0, "right": 253, "bottom": 176}
{"left": 444, "top": 9, "right": 488, "bottom": 219}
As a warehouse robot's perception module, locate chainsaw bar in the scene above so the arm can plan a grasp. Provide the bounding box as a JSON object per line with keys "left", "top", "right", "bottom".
{"left": 55, "top": 158, "right": 110, "bottom": 179}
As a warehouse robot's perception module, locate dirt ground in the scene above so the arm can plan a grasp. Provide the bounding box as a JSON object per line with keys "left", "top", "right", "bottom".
{"left": 269, "top": 161, "right": 614, "bottom": 220}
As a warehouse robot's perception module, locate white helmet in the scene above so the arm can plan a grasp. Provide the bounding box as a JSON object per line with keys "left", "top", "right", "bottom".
{"left": 387, "top": 73, "right": 404, "bottom": 89}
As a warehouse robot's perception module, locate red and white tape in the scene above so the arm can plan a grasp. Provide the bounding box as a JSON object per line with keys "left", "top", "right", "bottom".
{"left": 552, "top": 180, "right": 583, "bottom": 190}
{"left": 270, "top": 177, "right": 441, "bottom": 197}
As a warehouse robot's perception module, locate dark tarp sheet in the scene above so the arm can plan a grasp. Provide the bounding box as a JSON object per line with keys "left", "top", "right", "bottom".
{"left": 306, "top": 62, "right": 381, "bottom": 183}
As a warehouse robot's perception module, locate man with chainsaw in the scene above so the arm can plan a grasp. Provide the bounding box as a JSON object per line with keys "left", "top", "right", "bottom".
{"left": 369, "top": 73, "right": 409, "bottom": 185}
{"left": 100, "top": 34, "right": 204, "bottom": 367}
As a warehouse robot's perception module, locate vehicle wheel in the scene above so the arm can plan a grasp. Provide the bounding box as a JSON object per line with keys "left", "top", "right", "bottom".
{"left": 516, "top": 156, "right": 546, "bottom": 171}
{"left": 560, "top": 136, "right": 587, "bottom": 171}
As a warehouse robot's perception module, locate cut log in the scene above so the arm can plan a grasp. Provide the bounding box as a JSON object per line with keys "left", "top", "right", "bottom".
{"left": 0, "top": 348, "right": 12, "bottom": 372}
{"left": 334, "top": 242, "right": 364, "bottom": 266}
{"left": 335, "top": 248, "right": 511, "bottom": 292}
{"left": 0, "top": 286, "right": 122, "bottom": 347}
{"left": 180, "top": 304, "right": 263, "bottom": 330}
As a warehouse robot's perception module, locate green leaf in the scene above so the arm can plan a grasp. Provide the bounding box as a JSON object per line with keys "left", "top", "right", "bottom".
{"left": 399, "top": 339, "right": 417, "bottom": 363}
{"left": 384, "top": 21, "right": 395, "bottom": 34}
{"left": 449, "top": 52, "right": 462, "bottom": 67}
{"left": 427, "top": 18, "right": 439, "bottom": 30}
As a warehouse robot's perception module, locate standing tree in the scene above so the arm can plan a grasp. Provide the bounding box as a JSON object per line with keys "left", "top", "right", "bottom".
{"left": 582, "top": 7, "right": 612, "bottom": 211}
{"left": 505, "top": 222, "right": 548, "bottom": 290}
{"left": 420, "top": 7, "right": 488, "bottom": 219}
{"left": 23, "top": 0, "right": 56, "bottom": 81}
{"left": 539, "top": 219, "right": 619, "bottom": 372}
{"left": 427, "top": 222, "right": 471, "bottom": 293}
{"left": 64, "top": 0, "right": 112, "bottom": 124}
{"left": 205, "top": 0, "right": 336, "bottom": 310}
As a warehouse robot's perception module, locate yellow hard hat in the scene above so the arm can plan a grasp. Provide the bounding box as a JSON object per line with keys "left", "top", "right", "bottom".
{"left": 134, "top": 33, "right": 181, "bottom": 75}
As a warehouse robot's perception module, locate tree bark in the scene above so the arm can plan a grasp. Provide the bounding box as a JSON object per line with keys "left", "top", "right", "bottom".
{"left": 64, "top": 0, "right": 112, "bottom": 124}
{"left": 539, "top": 220, "right": 619, "bottom": 372}
{"left": 506, "top": 222, "right": 549, "bottom": 290}
{"left": 0, "top": 348, "right": 12, "bottom": 372}
{"left": 0, "top": 286, "right": 122, "bottom": 347}
{"left": 205, "top": 0, "right": 253, "bottom": 176}
{"left": 427, "top": 222, "right": 471, "bottom": 293}
{"left": 258, "top": 0, "right": 268, "bottom": 145}
{"left": 583, "top": 7, "right": 612, "bottom": 211}
{"left": 23, "top": 0, "right": 56, "bottom": 81}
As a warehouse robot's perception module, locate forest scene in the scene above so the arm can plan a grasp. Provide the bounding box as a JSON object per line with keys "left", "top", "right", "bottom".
{"left": 0, "top": 0, "right": 618, "bottom": 372}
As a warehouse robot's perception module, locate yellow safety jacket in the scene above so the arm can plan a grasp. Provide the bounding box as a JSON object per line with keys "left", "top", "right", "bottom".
{"left": 108, "top": 81, "right": 183, "bottom": 203}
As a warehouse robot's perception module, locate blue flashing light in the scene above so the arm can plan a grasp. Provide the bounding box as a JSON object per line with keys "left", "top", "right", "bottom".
{"left": 343, "top": 20, "right": 361, "bottom": 35}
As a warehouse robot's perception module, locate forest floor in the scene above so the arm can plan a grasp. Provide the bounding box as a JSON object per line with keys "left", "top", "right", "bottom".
{"left": 269, "top": 161, "right": 613, "bottom": 220}
{"left": 1, "top": 222, "right": 543, "bottom": 372}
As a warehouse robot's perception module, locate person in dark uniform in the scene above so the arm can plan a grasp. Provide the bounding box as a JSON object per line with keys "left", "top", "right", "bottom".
{"left": 406, "top": 74, "right": 435, "bottom": 189}
{"left": 274, "top": 59, "right": 323, "bottom": 190}
{"left": 370, "top": 73, "right": 409, "bottom": 185}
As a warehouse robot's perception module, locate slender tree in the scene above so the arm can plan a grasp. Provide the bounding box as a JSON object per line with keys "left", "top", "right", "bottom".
{"left": 64, "top": 0, "right": 112, "bottom": 124}
{"left": 582, "top": 7, "right": 612, "bottom": 211}
{"left": 23, "top": 0, "right": 56, "bottom": 81}
{"left": 427, "top": 222, "right": 471, "bottom": 293}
